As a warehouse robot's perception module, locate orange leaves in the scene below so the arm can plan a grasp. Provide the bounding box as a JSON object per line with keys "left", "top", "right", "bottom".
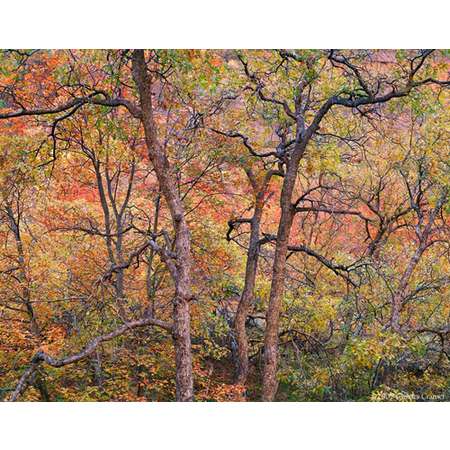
{"left": 39, "top": 324, "right": 66, "bottom": 355}
{"left": 0, "top": 49, "right": 448, "bottom": 403}
{"left": 197, "top": 382, "right": 247, "bottom": 402}
{"left": 193, "top": 359, "right": 247, "bottom": 402}
{"left": 57, "top": 184, "right": 99, "bottom": 203}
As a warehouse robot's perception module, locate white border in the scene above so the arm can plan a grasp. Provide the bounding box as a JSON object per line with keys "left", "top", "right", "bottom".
{"left": 1, "top": 0, "right": 449, "bottom": 48}
{"left": 1, "top": 402, "right": 448, "bottom": 449}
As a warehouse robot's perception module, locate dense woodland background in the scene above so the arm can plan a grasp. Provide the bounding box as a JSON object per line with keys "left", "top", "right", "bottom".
{"left": 0, "top": 49, "right": 448, "bottom": 402}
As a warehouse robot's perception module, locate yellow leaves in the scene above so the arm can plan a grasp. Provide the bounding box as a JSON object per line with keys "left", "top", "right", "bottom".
{"left": 344, "top": 332, "right": 407, "bottom": 373}
{"left": 303, "top": 141, "right": 341, "bottom": 177}
{"left": 370, "top": 385, "right": 416, "bottom": 402}
{"left": 286, "top": 293, "right": 339, "bottom": 335}
{"left": 370, "top": 366, "right": 449, "bottom": 402}
{"left": 345, "top": 339, "right": 379, "bottom": 370}
{"left": 197, "top": 337, "right": 230, "bottom": 361}
{"left": 313, "top": 367, "right": 330, "bottom": 387}
{"left": 0, "top": 49, "right": 448, "bottom": 403}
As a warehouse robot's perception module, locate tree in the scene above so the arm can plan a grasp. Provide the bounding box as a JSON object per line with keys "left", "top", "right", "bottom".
{"left": 0, "top": 50, "right": 198, "bottom": 401}
{"left": 0, "top": 49, "right": 448, "bottom": 402}
{"left": 234, "top": 49, "right": 449, "bottom": 400}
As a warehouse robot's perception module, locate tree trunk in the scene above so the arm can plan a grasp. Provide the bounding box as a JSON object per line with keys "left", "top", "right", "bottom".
{"left": 261, "top": 146, "right": 304, "bottom": 401}
{"left": 233, "top": 166, "right": 280, "bottom": 386}
{"left": 261, "top": 205, "right": 294, "bottom": 401}
{"left": 132, "top": 50, "right": 193, "bottom": 401}
{"left": 234, "top": 198, "right": 263, "bottom": 385}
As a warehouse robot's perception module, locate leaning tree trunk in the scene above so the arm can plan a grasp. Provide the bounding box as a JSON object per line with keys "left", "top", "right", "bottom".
{"left": 132, "top": 50, "right": 193, "bottom": 402}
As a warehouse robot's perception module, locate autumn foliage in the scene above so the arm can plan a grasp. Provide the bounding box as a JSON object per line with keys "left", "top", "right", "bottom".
{"left": 0, "top": 50, "right": 448, "bottom": 402}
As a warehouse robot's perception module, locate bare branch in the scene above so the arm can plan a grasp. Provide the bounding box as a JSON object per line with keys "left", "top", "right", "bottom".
{"left": 8, "top": 315, "right": 172, "bottom": 401}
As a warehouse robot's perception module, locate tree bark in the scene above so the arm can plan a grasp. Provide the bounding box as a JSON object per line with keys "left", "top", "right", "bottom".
{"left": 262, "top": 148, "right": 304, "bottom": 401}
{"left": 132, "top": 50, "right": 194, "bottom": 401}
{"left": 261, "top": 197, "right": 294, "bottom": 400}
{"left": 234, "top": 188, "right": 264, "bottom": 384}
{"left": 234, "top": 168, "right": 278, "bottom": 386}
